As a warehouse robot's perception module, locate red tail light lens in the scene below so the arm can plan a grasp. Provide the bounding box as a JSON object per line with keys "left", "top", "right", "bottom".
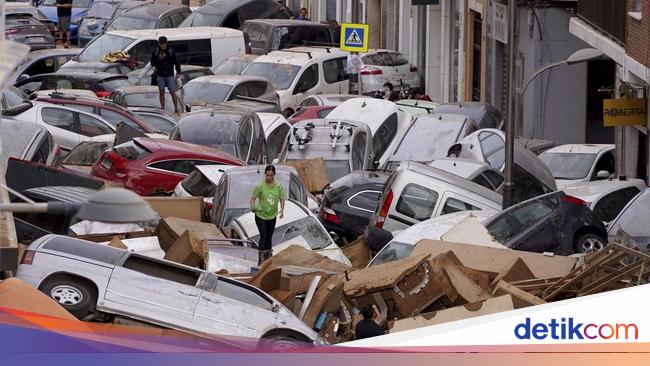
{"left": 409, "top": 64, "right": 418, "bottom": 72}
{"left": 319, "top": 207, "right": 340, "bottom": 224}
{"left": 376, "top": 189, "right": 393, "bottom": 229}
{"left": 562, "top": 195, "right": 587, "bottom": 206}
{"left": 205, "top": 201, "right": 214, "bottom": 211}
{"left": 5, "top": 29, "right": 19, "bottom": 36}
{"left": 20, "top": 250, "right": 35, "bottom": 265}
{"left": 360, "top": 67, "right": 383, "bottom": 76}
{"left": 95, "top": 90, "right": 111, "bottom": 98}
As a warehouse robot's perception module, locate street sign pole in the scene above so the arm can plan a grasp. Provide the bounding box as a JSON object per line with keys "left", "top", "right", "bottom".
{"left": 503, "top": 0, "right": 517, "bottom": 209}
{"left": 340, "top": 23, "right": 369, "bottom": 97}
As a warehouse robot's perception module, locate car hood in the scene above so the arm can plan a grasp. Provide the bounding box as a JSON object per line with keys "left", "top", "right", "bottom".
{"left": 39, "top": 6, "right": 87, "bottom": 21}
{"left": 555, "top": 179, "right": 579, "bottom": 190}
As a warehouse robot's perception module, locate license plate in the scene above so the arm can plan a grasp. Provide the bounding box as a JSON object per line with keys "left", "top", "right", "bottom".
{"left": 27, "top": 37, "right": 46, "bottom": 43}
{"left": 101, "top": 158, "right": 112, "bottom": 170}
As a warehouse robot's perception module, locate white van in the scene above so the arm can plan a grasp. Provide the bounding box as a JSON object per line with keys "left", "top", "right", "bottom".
{"left": 68, "top": 27, "right": 247, "bottom": 68}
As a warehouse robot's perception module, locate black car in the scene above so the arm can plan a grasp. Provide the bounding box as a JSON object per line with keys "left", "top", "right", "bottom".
{"left": 14, "top": 70, "right": 131, "bottom": 98}
{"left": 104, "top": 2, "right": 192, "bottom": 32}
{"left": 179, "top": 0, "right": 289, "bottom": 29}
{"left": 319, "top": 171, "right": 389, "bottom": 242}
{"left": 484, "top": 191, "right": 608, "bottom": 255}
{"left": 242, "top": 19, "right": 336, "bottom": 55}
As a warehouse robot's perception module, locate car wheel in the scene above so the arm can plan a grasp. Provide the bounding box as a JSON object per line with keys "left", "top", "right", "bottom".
{"left": 283, "top": 108, "right": 295, "bottom": 118}
{"left": 575, "top": 233, "right": 605, "bottom": 254}
{"left": 260, "top": 335, "right": 307, "bottom": 352}
{"left": 40, "top": 276, "right": 97, "bottom": 319}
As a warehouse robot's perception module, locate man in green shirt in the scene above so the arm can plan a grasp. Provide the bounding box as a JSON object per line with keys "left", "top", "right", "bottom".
{"left": 250, "top": 165, "right": 285, "bottom": 264}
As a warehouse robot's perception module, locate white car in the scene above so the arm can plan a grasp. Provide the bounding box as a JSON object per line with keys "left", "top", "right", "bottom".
{"left": 562, "top": 178, "right": 647, "bottom": 224}
{"left": 299, "top": 94, "right": 364, "bottom": 107}
{"left": 539, "top": 144, "right": 616, "bottom": 189}
{"left": 182, "top": 75, "right": 279, "bottom": 108}
{"left": 228, "top": 200, "right": 352, "bottom": 267}
{"left": 242, "top": 47, "right": 350, "bottom": 117}
{"left": 429, "top": 157, "right": 504, "bottom": 192}
{"left": 4, "top": 100, "right": 115, "bottom": 152}
{"left": 395, "top": 99, "right": 439, "bottom": 116}
{"left": 359, "top": 49, "right": 421, "bottom": 92}
{"left": 607, "top": 188, "right": 650, "bottom": 247}
{"left": 326, "top": 97, "right": 414, "bottom": 166}
{"left": 257, "top": 112, "right": 291, "bottom": 163}
{"left": 368, "top": 210, "right": 498, "bottom": 267}
{"left": 174, "top": 164, "right": 238, "bottom": 205}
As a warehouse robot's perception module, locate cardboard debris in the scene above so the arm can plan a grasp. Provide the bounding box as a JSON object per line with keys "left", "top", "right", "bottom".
{"left": 302, "top": 274, "right": 344, "bottom": 328}
{"left": 319, "top": 314, "right": 342, "bottom": 344}
{"left": 0, "top": 278, "right": 78, "bottom": 321}
{"left": 270, "top": 245, "right": 350, "bottom": 273}
{"left": 344, "top": 254, "right": 431, "bottom": 297}
{"left": 411, "top": 239, "right": 577, "bottom": 279}
{"left": 108, "top": 237, "right": 128, "bottom": 249}
{"left": 164, "top": 230, "right": 205, "bottom": 267}
{"left": 155, "top": 217, "right": 224, "bottom": 252}
{"left": 489, "top": 257, "right": 536, "bottom": 288}
{"left": 144, "top": 197, "right": 204, "bottom": 222}
{"left": 282, "top": 158, "right": 330, "bottom": 193}
{"left": 440, "top": 214, "right": 505, "bottom": 248}
{"left": 434, "top": 260, "right": 491, "bottom": 305}
{"left": 389, "top": 295, "right": 516, "bottom": 333}
{"left": 341, "top": 236, "right": 372, "bottom": 269}
{"left": 100, "top": 237, "right": 165, "bottom": 259}
{"left": 492, "top": 280, "right": 546, "bottom": 309}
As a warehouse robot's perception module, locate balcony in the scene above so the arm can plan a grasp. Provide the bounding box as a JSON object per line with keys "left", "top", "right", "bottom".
{"left": 577, "top": 0, "right": 627, "bottom": 46}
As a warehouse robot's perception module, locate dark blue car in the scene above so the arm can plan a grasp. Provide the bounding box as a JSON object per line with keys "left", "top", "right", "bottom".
{"left": 38, "top": 0, "right": 93, "bottom": 42}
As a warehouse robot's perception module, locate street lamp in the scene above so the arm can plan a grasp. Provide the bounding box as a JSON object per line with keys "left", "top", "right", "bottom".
{"left": 0, "top": 187, "right": 157, "bottom": 223}
{"left": 502, "top": 48, "right": 604, "bottom": 209}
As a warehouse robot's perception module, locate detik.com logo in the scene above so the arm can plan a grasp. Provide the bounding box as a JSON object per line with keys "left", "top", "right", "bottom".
{"left": 514, "top": 318, "right": 638, "bottom": 340}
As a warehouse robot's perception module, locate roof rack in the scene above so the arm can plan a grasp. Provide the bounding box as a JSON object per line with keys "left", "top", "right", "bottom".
{"left": 288, "top": 120, "right": 352, "bottom": 151}
{"left": 283, "top": 49, "right": 312, "bottom": 59}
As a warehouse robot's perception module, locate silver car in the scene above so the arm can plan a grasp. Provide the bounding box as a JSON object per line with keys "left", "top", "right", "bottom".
{"left": 5, "top": 13, "right": 55, "bottom": 51}
{"left": 17, "top": 235, "right": 321, "bottom": 348}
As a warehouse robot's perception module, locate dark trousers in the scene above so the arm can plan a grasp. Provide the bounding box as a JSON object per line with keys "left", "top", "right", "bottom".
{"left": 255, "top": 215, "right": 276, "bottom": 252}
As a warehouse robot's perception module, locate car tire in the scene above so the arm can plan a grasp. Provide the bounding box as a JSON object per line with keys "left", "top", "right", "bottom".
{"left": 259, "top": 335, "right": 310, "bottom": 352}
{"left": 283, "top": 108, "right": 295, "bottom": 118}
{"left": 40, "top": 276, "right": 97, "bottom": 319}
{"left": 575, "top": 233, "right": 606, "bottom": 254}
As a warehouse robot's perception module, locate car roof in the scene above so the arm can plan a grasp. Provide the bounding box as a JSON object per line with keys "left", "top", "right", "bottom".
{"left": 245, "top": 19, "right": 330, "bottom": 27}
{"left": 119, "top": 2, "right": 188, "bottom": 18}
{"left": 251, "top": 47, "right": 348, "bottom": 66}
{"left": 115, "top": 85, "right": 160, "bottom": 94}
{"left": 234, "top": 200, "right": 309, "bottom": 236}
{"left": 428, "top": 158, "right": 496, "bottom": 178}
{"left": 60, "top": 61, "right": 123, "bottom": 69}
{"left": 224, "top": 53, "right": 259, "bottom": 61}
{"left": 543, "top": 144, "right": 615, "bottom": 154}
{"left": 24, "top": 48, "right": 82, "bottom": 60}
{"left": 106, "top": 26, "right": 242, "bottom": 40}
{"left": 402, "top": 161, "right": 503, "bottom": 205}
{"left": 51, "top": 70, "right": 128, "bottom": 80}
{"left": 562, "top": 179, "right": 648, "bottom": 204}
{"left": 195, "top": 164, "right": 238, "bottom": 183}
{"left": 193, "top": 0, "right": 260, "bottom": 12}
{"left": 389, "top": 210, "right": 495, "bottom": 246}
{"left": 134, "top": 137, "right": 244, "bottom": 161}
{"left": 187, "top": 74, "right": 267, "bottom": 86}
{"left": 257, "top": 112, "right": 288, "bottom": 132}
{"left": 22, "top": 186, "right": 97, "bottom": 203}
{"left": 329, "top": 170, "right": 390, "bottom": 188}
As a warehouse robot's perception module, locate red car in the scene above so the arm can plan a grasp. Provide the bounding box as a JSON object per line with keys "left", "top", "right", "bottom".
{"left": 92, "top": 138, "right": 245, "bottom": 196}
{"left": 287, "top": 106, "right": 336, "bottom": 124}
{"left": 35, "top": 94, "right": 157, "bottom": 133}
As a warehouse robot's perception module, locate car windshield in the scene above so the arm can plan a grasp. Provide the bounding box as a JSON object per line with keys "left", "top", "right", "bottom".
{"left": 100, "top": 78, "right": 131, "bottom": 91}
{"left": 124, "top": 92, "right": 176, "bottom": 112}
{"left": 610, "top": 190, "right": 650, "bottom": 242}
{"left": 228, "top": 171, "right": 291, "bottom": 209}
{"left": 539, "top": 152, "right": 597, "bottom": 180}
{"left": 325, "top": 160, "right": 351, "bottom": 182}
{"left": 213, "top": 59, "right": 250, "bottom": 75}
{"left": 369, "top": 242, "right": 415, "bottom": 266}
{"left": 87, "top": 2, "right": 118, "bottom": 18}
{"left": 182, "top": 170, "right": 215, "bottom": 197}
{"left": 180, "top": 12, "right": 222, "bottom": 27}
{"left": 63, "top": 141, "right": 112, "bottom": 166}
{"left": 78, "top": 34, "right": 133, "bottom": 62}
{"left": 175, "top": 118, "right": 239, "bottom": 155}
{"left": 42, "top": 0, "right": 91, "bottom": 7}
{"left": 243, "top": 62, "right": 300, "bottom": 90}
{"left": 391, "top": 120, "right": 463, "bottom": 162}
{"left": 107, "top": 16, "right": 157, "bottom": 31}
{"left": 183, "top": 82, "right": 232, "bottom": 105}
{"left": 250, "top": 216, "right": 331, "bottom": 250}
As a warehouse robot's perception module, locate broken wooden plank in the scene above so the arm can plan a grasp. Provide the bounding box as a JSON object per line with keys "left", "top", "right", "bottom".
{"left": 493, "top": 280, "right": 546, "bottom": 308}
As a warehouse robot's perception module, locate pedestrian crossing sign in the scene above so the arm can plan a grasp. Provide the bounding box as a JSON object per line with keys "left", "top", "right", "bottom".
{"left": 340, "top": 23, "right": 369, "bottom": 52}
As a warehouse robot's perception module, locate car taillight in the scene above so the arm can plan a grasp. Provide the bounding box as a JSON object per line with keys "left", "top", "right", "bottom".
{"left": 205, "top": 201, "right": 214, "bottom": 211}
{"left": 375, "top": 189, "right": 393, "bottom": 229}
{"left": 320, "top": 207, "right": 340, "bottom": 224}
{"left": 5, "top": 29, "right": 19, "bottom": 36}
{"left": 20, "top": 250, "right": 35, "bottom": 265}
{"left": 410, "top": 64, "right": 418, "bottom": 72}
{"left": 95, "top": 90, "right": 111, "bottom": 98}
{"left": 562, "top": 195, "right": 587, "bottom": 207}
{"left": 361, "top": 66, "right": 383, "bottom": 76}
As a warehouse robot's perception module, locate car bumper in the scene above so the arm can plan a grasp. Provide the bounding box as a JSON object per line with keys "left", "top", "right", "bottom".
{"left": 363, "top": 224, "right": 394, "bottom": 252}
{"left": 320, "top": 219, "right": 360, "bottom": 241}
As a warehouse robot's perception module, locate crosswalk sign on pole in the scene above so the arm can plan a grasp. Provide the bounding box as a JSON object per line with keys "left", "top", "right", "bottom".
{"left": 340, "top": 23, "right": 369, "bottom": 53}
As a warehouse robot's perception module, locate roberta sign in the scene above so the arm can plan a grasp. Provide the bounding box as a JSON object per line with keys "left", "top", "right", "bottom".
{"left": 603, "top": 98, "right": 647, "bottom": 126}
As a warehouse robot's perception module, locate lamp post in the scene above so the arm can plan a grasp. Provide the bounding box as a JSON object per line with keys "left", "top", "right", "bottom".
{"left": 502, "top": 47, "right": 604, "bottom": 209}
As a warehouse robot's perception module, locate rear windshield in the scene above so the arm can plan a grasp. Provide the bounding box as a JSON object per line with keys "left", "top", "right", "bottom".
{"left": 87, "top": 2, "right": 119, "bottom": 18}
{"left": 175, "top": 118, "right": 239, "bottom": 155}
{"left": 6, "top": 15, "right": 42, "bottom": 26}
{"left": 183, "top": 82, "right": 232, "bottom": 105}
{"left": 242, "top": 23, "right": 270, "bottom": 49}
{"left": 362, "top": 52, "right": 408, "bottom": 67}
{"left": 42, "top": 0, "right": 91, "bottom": 7}
{"left": 243, "top": 62, "right": 300, "bottom": 90}
{"left": 182, "top": 169, "right": 215, "bottom": 197}
{"left": 213, "top": 58, "right": 250, "bottom": 75}
{"left": 113, "top": 140, "right": 150, "bottom": 161}
{"left": 100, "top": 78, "right": 131, "bottom": 91}
{"left": 180, "top": 12, "right": 222, "bottom": 27}
{"left": 271, "top": 26, "right": 332, "bottom": 49}
{"left": 124, "top": 92, "right": 176, "bottom": 112}
{"left": 63, "top": 141, "right": 113, "bottom": 166}
{"left": 107, "top": 16, "right": 156, "bottom": 31}
{"left": 391, "top": 119, "right": 464, "bottom": 162}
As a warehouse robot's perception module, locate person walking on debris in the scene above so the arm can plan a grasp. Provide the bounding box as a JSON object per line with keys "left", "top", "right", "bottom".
{"left": 149, "top": 36, "right": 182, "bottom": 114}
{"left": 355, "top": 304, "right": 385, "bottom": 340}
{"left": 250, "top": 165, "right": 285, "bottom": 265}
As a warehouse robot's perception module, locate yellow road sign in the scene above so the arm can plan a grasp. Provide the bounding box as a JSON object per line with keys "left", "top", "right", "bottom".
{"left": 340, "top": 23, "right": 369, "bottom": 53}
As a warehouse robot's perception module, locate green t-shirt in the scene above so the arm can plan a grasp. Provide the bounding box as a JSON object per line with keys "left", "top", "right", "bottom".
{"left": 251, "top": 181, "right": 285, "bottom": 220}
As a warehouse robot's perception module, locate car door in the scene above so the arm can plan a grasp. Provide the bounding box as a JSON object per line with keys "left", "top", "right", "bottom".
{"left": 437, "top": 192, "right": 482, "bottom": 216}
{"left": 193, "top": 273, "right": 276, "bottom": 338}
{"left": 39, "top": 106, "right": 81, "bottom": 152}
{"left": 158, "top": 16, "right": 173, "bottom": 29}
{"left": 103, "top": 255, "right": 201, "bottom": 325}
{"left": 503, "top": 198, "right": 559, "bottom": 253}
{"left": 322, "top": 57, "right": 349, "bottom": 94}
{"left": 77, "top": 111, "right": 115, "bottom": 137}
{"left": 291, "top": 63, "right": 319, "bottom": 108}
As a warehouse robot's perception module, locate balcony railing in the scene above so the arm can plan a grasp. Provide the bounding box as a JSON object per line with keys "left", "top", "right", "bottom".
{"left": 577, "top": 0, "right": 627, "bottom": 46}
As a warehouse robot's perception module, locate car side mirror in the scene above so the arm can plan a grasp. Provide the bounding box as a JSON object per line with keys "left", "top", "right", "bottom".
{"left": 328, "top": 231, "right": 339, "bottom": 243}
{"left": 596, "top": 170, "right": 610, "bottom": 180}
{"left": 17, "top": 74, "right": 29, "bottom": 82}
{"left": 294, "top": 82, "right": 310, "bottom": 95}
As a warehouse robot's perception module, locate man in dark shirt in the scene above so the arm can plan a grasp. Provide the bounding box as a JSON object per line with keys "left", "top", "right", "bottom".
{"left": 355, "top": 305, "right": 385, "bottom": 340}
{"left": 149, "top": 36, "right": 182, "bottom": 114}
{"left": 54, "top": 0, "right": 72, "bottom": 48}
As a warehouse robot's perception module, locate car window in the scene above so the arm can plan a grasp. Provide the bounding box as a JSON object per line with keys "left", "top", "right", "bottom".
{"left": 158, "top": 16, "right": 172, "bottom": 29}
{"left": 289, "top": 175, "right": 303, "bottom": 201}
{"left": 58, "top": 102, "right": 94, "bottom": 114}
{"left": 317, "top": 107, "right": 334, "bottom": 118}
{"left": 592, "top": 151, "right": 615, "bottom": 179}
{"left": 242, "top": 22, "right": 269, "bottom": 49}
{"left": 136, "top": 113, "right": 175, "bottom": 134}
{"left": 266, "top": 124, "right": 289, "bottom": 162}
{"left": 362, "top": 53, "right": 392, "bottom": 66}
{"left": 171, "top": 39, "right": 213, "bottom": 67}
{"left": 479, "top": 131, "right": 505, "bottom": 169}
{"left": 300, "top": 97, "right": 319, "bottom": 107}
{"left": 373, "top": 113, "right": 398, "bottom": 159}
{"left": 63, "top": 141, "right": 112, "bottom": 166}
{"left": 128, "top": 40, "right": 158, "bottom": 64}
{"left": 114, "top": 140, "right": 151, "bottom": 161}
{"left": 369, "top": 242, "right": 415, "bottom": 266}
{"left": 396, "top": 184, "right": 439, "bottom": 221}
{"left": 483, "top": 170, "right": 504, "bottom": 189}
{"left": 472, "top": 174, "right": 493, "bottom": 191}
{"left": 349, "top": 190, "right": 381, "bottom": 212}
{"left": 222, "top": 12, "right": 240, "bottom": 29}
{"left": 18, "top": 79, "right": 44, "bottom": 95}
{"left": 592, "top": 187, "right": 641, "bottom": 223}
{"left": 441, "top": 197, "right": 480, "bottom": 215}
{"left": 100, "top": 108, "right": 142, "bottom": 131}
{"left": 245, "top": 81, "right": 270, "bottom": 98}
{"left": 122, "top": 255, "right": 200, "bottom": 286}
{"left": 182, "top": 170, "right": 214, "bottom": 197}
{"left": 32, "top": 134, "right": 53, "bottom": 164}
{"left": 24, "top": 58, "right": 58, "bottom": 76}
{"left": 78, "top": 113, "right": 114, "bottom": 137}
{"left": 294, "top": 64, "right": 318, "bottom": 94}
{"left": 609, "top": 190, "right": 650, "bottom": 239}
{"left": 41, "top": 107, "right": 76, "bottom": 133}
{"left": 238, "top": 118, "right": 253, "bottom": 162}
{"left": 390, "top": 52, "right": 410, "bottom": 66}
{"left": 323, "top": 57, "right": 348, "bottom": 84}
{"left": 169, "top": 12, "right": 187, "bottom": 27}
{"left": 487, "top": 216, "right": 516, "bottom": 243}
{"left": 351, "top": 132, "right": 366, "bottom": 170}
{"left": 510, "top": 200, "right": 554, "bottom": 228}
{"left": 3, "top": 86, "right": 27, "bottom": 108}
{"left": 149, "top": 160, "right": 187, "bottom": 174}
